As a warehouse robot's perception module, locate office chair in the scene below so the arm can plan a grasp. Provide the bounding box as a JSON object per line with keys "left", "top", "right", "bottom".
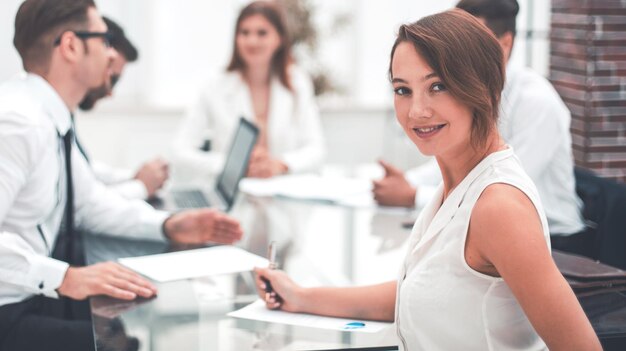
{"left": 575, "top": 167, "right": 626, "bottom": 270}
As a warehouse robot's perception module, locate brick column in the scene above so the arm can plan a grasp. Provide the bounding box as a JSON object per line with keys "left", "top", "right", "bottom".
{"left": 550, "top": 0, "right": 626, "bottom": 182}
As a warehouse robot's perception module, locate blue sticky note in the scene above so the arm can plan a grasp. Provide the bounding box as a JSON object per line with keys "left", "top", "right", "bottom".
{"left": 344, "top": 321, "right": 366, "bottom": 330}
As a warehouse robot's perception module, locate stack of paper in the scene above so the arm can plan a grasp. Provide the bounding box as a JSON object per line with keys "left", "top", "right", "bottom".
{"left": 239, "top": 174, "right": 372, "bottom": 205}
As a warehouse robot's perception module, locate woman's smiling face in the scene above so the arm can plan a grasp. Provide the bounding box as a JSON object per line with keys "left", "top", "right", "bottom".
{"left": 391, "top": 41, "right": 474, "bottom": 159}
{"left": 236, "top": 14, "right": 282, "bottom": 69}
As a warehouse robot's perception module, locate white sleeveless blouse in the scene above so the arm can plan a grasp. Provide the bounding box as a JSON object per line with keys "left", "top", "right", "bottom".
{"left": 395, "top": 148, "right": 549, "bottom": 350}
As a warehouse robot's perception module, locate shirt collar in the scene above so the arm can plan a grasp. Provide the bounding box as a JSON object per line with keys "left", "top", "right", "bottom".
{"left": 504, "top": 62, "right": 522, "bottom": 94}
{"left": 25, "top": 73, "right": 72, "bottom": 135}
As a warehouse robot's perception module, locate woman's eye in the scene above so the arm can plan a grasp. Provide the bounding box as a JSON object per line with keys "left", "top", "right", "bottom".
{"left": 239, "top": 29, "right": 249, "bottom": 36}
{"left": 431, "top": 82, "right": 447, "bottom": 92}
{"left": 394, "top": 87, "right": 410, "bottom": 96}
{"left": 258, "top": 30, "right": 267, "bottom": 37}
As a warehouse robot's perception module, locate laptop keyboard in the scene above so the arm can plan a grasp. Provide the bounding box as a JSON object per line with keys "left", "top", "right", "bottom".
{"left": 172, "top": 190, "right": 210, "bottom": 208}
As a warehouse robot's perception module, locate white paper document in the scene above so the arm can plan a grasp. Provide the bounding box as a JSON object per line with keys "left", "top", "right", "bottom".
{"left": 239, "top": 174, "right": 373, "bottom": 205}
{"left": 228, "top": 300, "right": 392, "bottom": 333}
{"left": 119, "top": 246, "right": 268, "bottom": 282}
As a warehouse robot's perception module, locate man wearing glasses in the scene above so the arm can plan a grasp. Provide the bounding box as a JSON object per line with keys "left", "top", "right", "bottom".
{"left": 76, "top": 17, "right": 170, "bottom": 201}
{"left": 0, "top": 1, "right": 243, "bottom": 350}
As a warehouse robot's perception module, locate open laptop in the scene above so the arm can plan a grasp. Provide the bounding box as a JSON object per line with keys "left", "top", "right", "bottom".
{"left": 169, "top": 117, "right": 259, "bottom": 211}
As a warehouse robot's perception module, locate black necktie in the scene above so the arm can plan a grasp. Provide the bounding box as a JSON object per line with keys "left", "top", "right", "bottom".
{"left": 63, "top": 129, "right": 75, "bottom": 262}
{"left": 52, "top": 128, "right": 82, "bottom": 320}
{"left": 52, "top": 129, "right": 75, "bottom": 264}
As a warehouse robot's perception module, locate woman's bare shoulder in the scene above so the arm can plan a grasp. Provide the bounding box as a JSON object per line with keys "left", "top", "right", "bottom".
{"left": 470, "top": 182, "right": 545, "bottom": 256}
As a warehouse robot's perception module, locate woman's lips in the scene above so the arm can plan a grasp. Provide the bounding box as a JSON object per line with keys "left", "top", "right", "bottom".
{"left": 412, "top": 124, "right": 446, "bottom": 138}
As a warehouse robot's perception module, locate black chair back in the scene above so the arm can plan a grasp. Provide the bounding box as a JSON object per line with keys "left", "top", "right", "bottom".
{"left": 575, "top": 167, "right": 626, "bottom": 269}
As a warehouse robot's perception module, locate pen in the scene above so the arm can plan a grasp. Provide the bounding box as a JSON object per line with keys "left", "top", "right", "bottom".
{"left": 263, "top": 241, "right": 279, "bottom": 302}
{"left": 344, "top": 322, "right": 366, "bottom": 330}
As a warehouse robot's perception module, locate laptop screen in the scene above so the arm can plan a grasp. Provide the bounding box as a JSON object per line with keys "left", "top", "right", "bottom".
{"left": 215, "top": 118, "right": 259, "bottom": 210}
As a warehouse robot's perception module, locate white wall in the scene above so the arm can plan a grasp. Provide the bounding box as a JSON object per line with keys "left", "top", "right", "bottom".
{"left": 0, "top": 0, "right": 23, "bottom": 82}
{"left": 0, "top": 0, "right": 551, "bottom": 109}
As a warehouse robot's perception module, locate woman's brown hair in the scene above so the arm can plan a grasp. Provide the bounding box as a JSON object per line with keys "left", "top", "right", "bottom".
{"left": 390, "top": 9, "right": 505, "bottom": 148}
{"left": 227, "top": 1, "right": 293, "bottom": 91}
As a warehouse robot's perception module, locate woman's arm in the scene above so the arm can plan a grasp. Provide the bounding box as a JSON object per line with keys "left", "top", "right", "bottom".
{"left": 254, "top": 267, "right": 396, "bottom": 322}
{"left": 469, "top": 184, "right": 601, "bottom": 351}
{"left": 279, "top": 68, "right": 326, "bottom": 173}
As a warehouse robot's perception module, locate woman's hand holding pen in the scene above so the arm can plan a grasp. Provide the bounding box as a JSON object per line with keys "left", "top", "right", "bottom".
{"left": 253, "top": 267, "right": 305, "bottom": 312}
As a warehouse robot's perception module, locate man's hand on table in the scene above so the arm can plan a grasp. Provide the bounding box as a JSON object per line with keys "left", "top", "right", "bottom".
{"left": 163, "top": 208, "right": 243, "bottom": 245}
{"left": 57, "top": 262, "right": 157, "bottom": 300}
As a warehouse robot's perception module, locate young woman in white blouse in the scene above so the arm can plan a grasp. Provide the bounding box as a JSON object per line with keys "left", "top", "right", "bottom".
{"left": 173, "top": 1, "right": 325, "bottom": 178}
{"left": 254, "top": 9, "right": 600, "bottom": 351}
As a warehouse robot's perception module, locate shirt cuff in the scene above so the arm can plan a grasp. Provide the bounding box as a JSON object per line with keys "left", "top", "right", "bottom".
{"left": 28, "top": 255, "right": 69, "bottom": 298}
{"left": 415, "top": 185, "right": 438, "bottom": 208}
{"left": 131, "top": 209, "right": 171, "bottom": 242}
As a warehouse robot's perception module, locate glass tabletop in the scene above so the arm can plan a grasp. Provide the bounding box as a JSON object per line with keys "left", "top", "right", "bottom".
{"left": 87, "top": 194, "right": 417, "bottom": 351}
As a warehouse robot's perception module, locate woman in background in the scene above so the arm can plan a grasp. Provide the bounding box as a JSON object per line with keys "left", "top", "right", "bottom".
{"left": 254, "top": 9, "right": 600, "bottom": 350}
{"left": 174, "top": 1, "right": 325, "bottom": 178}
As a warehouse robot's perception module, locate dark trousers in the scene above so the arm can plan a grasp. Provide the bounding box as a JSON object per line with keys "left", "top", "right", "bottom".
{"left": 0, "top": 231, "right": 96, "bottom": 351}
{"left": 0, "top": 295, "right": 95, "bottom": 351}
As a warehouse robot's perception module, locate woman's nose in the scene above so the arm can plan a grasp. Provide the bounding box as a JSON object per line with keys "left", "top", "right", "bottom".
{"left": 408, "top": 95, "right": 431, "bottom": 120}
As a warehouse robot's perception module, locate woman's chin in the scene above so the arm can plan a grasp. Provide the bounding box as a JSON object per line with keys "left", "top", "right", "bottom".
{"left": 411, "top": 141, "right": 436, "bottom": 157}
{"left": 242, "top": 56, "right": 272, "bottom": 69}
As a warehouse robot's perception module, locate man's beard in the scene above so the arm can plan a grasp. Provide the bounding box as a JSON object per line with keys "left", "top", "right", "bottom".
{"left": 78, "top": 75, "right": 119, "bottom": 111}
{"left": 79, "top": 84, "right": 109, "bottom": 111}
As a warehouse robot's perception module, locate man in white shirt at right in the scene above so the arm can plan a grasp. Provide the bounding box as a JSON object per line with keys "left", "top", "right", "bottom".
{"left": 373, "top": 0, "right": 588, "bottom": 255}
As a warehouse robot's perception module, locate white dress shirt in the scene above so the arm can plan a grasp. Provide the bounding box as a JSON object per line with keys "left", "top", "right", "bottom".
{"left": 407, "top": 64, "right": 584, "bottom": 235}
{"left": 89, "top": 160, "right": 148, "bottom": 200}
{"left": 173, "top": 65, "right": 326, "bottom": 177}
{"left": 397, "top": 148, "right": 548, "bottom": 350}
{"left": 0, "top": 74, "right": 168, "bottom": 307}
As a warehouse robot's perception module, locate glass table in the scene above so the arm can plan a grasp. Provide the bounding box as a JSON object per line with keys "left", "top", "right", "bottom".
{"left": 86, "top": 191, "right": 626, "bottom": 350}
{"left": 87, "top": 193, "right": 417, "bottom": 351}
